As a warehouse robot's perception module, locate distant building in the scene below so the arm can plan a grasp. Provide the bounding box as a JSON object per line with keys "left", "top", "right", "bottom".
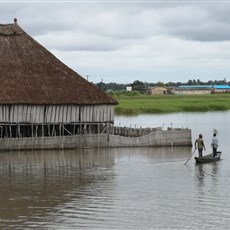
{"left": 172, "top": 85, "right": 212, "bottom": 95}
{"left": 148, "top": 86, "right": 167, "bottom": 95}
{"left": 211, "top": 85, "right": 230, "bottom": 93}
{"left": 170, "top": 85, "right": 230, "bottom": 95}
{"left": 126, "top": 86, "right": 132, "bottom": 92}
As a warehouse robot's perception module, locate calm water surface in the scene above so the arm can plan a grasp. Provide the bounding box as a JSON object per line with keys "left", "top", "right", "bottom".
{"left": 1, "top": 111, "right": 230, "bottom": 229}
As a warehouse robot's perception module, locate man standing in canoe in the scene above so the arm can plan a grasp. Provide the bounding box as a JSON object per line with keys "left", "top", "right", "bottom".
{"left": 211, "top": 133, "right": 218, "bottom": 157}
{"left": 195, "top": 134, "right": 206, "bottom": 157}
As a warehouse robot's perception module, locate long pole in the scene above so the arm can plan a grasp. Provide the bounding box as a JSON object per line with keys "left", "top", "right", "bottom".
{"left": 184, "top": 149, "right": 196, "bottom": 165}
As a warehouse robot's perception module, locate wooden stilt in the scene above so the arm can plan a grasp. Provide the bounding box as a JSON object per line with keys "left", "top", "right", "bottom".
{"left": 9, "top": 124, "right": 12, "bottom": 138}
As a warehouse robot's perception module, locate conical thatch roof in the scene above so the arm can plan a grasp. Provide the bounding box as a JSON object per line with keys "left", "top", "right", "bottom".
{"left": 0, "top": 19, "right": 118, "bottom": 105}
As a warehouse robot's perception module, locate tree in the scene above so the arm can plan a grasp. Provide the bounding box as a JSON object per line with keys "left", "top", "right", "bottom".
{"left": 131, "top": 80, "right": 146, "bottom": 93}
{"left": 187, "top": 80, "right": 193, "bottom": 85}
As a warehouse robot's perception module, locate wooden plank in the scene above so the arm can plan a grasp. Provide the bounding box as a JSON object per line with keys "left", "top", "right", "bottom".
{"left": 53, "top": 106, "right": 59, "bottom": 123}
{"left": 66, "top": 105, "right": 72, "bottom": 123}
{"left": 46, "top": 105, "right": 53, "bottom": 123}
{"left": 37, "top": 106, "right": 44, "bottom": 123}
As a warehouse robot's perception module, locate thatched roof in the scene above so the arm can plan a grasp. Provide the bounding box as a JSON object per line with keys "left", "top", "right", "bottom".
{"left": 0, "top": 19, "right": 118, "bottom": 105}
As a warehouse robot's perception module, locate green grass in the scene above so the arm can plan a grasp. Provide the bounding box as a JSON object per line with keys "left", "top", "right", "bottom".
{"left": 114, "top": 94, "right": 230, "bottom": 115}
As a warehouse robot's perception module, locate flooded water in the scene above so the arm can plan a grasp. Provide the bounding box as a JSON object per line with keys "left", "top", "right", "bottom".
{"left": 1, "top": 111, "right": 230, "bottom": 229}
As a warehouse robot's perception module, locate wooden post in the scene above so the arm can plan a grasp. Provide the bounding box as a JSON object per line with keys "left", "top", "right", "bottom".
{"left": 73, "top": 123, "right": 76, "bottom": 135}
{"left": 17, "top": 123, "right": 20, "bottom": 138}
{"left": 0, "top": 126, "right": 2, "bottom": 138}
{"left": 48, "top": 123, "right": 50, "bottom": 136}
{"left": 51, "top": 124, "right": 55, "bottom": 137}
{"left": 59, "top": 124, "right": 61, "bottom": 136}
{"left": 9, "top": 124, "right": 12, "bottom": 138}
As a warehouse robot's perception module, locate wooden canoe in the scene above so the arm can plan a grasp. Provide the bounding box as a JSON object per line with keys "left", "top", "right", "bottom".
{"left": 195, "top": 151, "right": 222, "bottom": 163}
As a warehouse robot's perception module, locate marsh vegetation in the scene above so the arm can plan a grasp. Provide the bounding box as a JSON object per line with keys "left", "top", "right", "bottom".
{"left": 114, "top": 94, "right": 230, "bottom": 115}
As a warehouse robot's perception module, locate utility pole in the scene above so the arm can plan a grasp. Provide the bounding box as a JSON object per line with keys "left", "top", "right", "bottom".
{"left": 85, "top": 75, "right": 90, "bottom": 81}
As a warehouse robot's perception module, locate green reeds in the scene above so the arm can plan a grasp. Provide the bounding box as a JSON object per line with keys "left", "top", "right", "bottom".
{"left": 114, "top": 94, "right": 230, "bottom": 115}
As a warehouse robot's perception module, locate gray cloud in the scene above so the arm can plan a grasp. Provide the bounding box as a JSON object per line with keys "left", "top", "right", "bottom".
{"left": 1, "top": 2, "right": 230, "bottom": 83}
{"left": 156, "top": 3, "right": 230, "bottom": 42}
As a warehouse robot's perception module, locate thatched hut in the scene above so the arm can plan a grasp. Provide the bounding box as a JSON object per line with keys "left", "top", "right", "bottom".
{"left": 0, "top": 19, "right": 117, "bottom": 143}
{"left": 0, "top": 19, "right": 192, "bottom": 150}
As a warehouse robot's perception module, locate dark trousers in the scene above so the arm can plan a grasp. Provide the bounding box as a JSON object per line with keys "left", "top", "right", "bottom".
{"left": 213, "top": 148, "right": 217, "bottom": 157}
{"left": 198, "top": 149, "right": 203, "bottom": 158}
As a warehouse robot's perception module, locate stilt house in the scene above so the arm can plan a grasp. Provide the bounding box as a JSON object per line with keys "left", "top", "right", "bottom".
{"left": 0, "top": 19, "right": 118, "bottom": 140}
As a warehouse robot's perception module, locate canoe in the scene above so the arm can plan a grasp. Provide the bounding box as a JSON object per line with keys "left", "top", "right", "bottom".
{"left": 195, "top": 151, "right": 222, "bottom": 163}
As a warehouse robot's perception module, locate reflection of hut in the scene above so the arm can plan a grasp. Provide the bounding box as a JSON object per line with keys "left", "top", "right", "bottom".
{"left": 0, "top": 148, "right": 114, "bottom": 226}
{"left": 0, "top": 19, "right": 117, "bottom": 146}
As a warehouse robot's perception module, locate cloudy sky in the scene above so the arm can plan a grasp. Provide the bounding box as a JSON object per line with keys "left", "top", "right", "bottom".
{"left": 1, "top": 1, "right": 230, "bottom": 84}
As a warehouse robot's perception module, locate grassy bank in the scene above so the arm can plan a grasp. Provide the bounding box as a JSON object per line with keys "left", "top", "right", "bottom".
{"left": 114, "top": 94, "right": 230, "bottom": 115}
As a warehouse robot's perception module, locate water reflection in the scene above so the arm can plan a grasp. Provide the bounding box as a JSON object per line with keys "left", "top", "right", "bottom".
{"left": 114, "top": 146, "right": 192, "bottom": 163}
{"left": 0, "top": 146, "right": 191, "bottom": 229}
{"left": 0, "top": 148, "right": 115, "bottom": 228}
{"left": 195, "top": 162, "right": 219, "bottom": 181}
{"left": 0, "top": 141, "right": 230, "bottom": 229}
{"left": 194, "top": 161, "right": 221, "bottom": 200}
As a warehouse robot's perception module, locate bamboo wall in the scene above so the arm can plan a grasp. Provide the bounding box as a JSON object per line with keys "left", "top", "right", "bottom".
{"left": 0, "top": 128, "right": 192, "bottom": 150}
{"left": 0, "top": 105, "right": 114, "bottom": 123}
{"left": 0, "top": 104, "right": 192, "bottom": 150}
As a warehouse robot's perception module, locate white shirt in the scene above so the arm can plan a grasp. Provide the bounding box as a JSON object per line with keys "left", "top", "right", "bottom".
{"left": 212, "top": 136, "right": 218, "bottom": 148}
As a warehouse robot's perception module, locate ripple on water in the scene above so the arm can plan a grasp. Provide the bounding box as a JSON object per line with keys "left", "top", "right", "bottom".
{"left": 0, "top": 147, "right": 230, "bottom": 229}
